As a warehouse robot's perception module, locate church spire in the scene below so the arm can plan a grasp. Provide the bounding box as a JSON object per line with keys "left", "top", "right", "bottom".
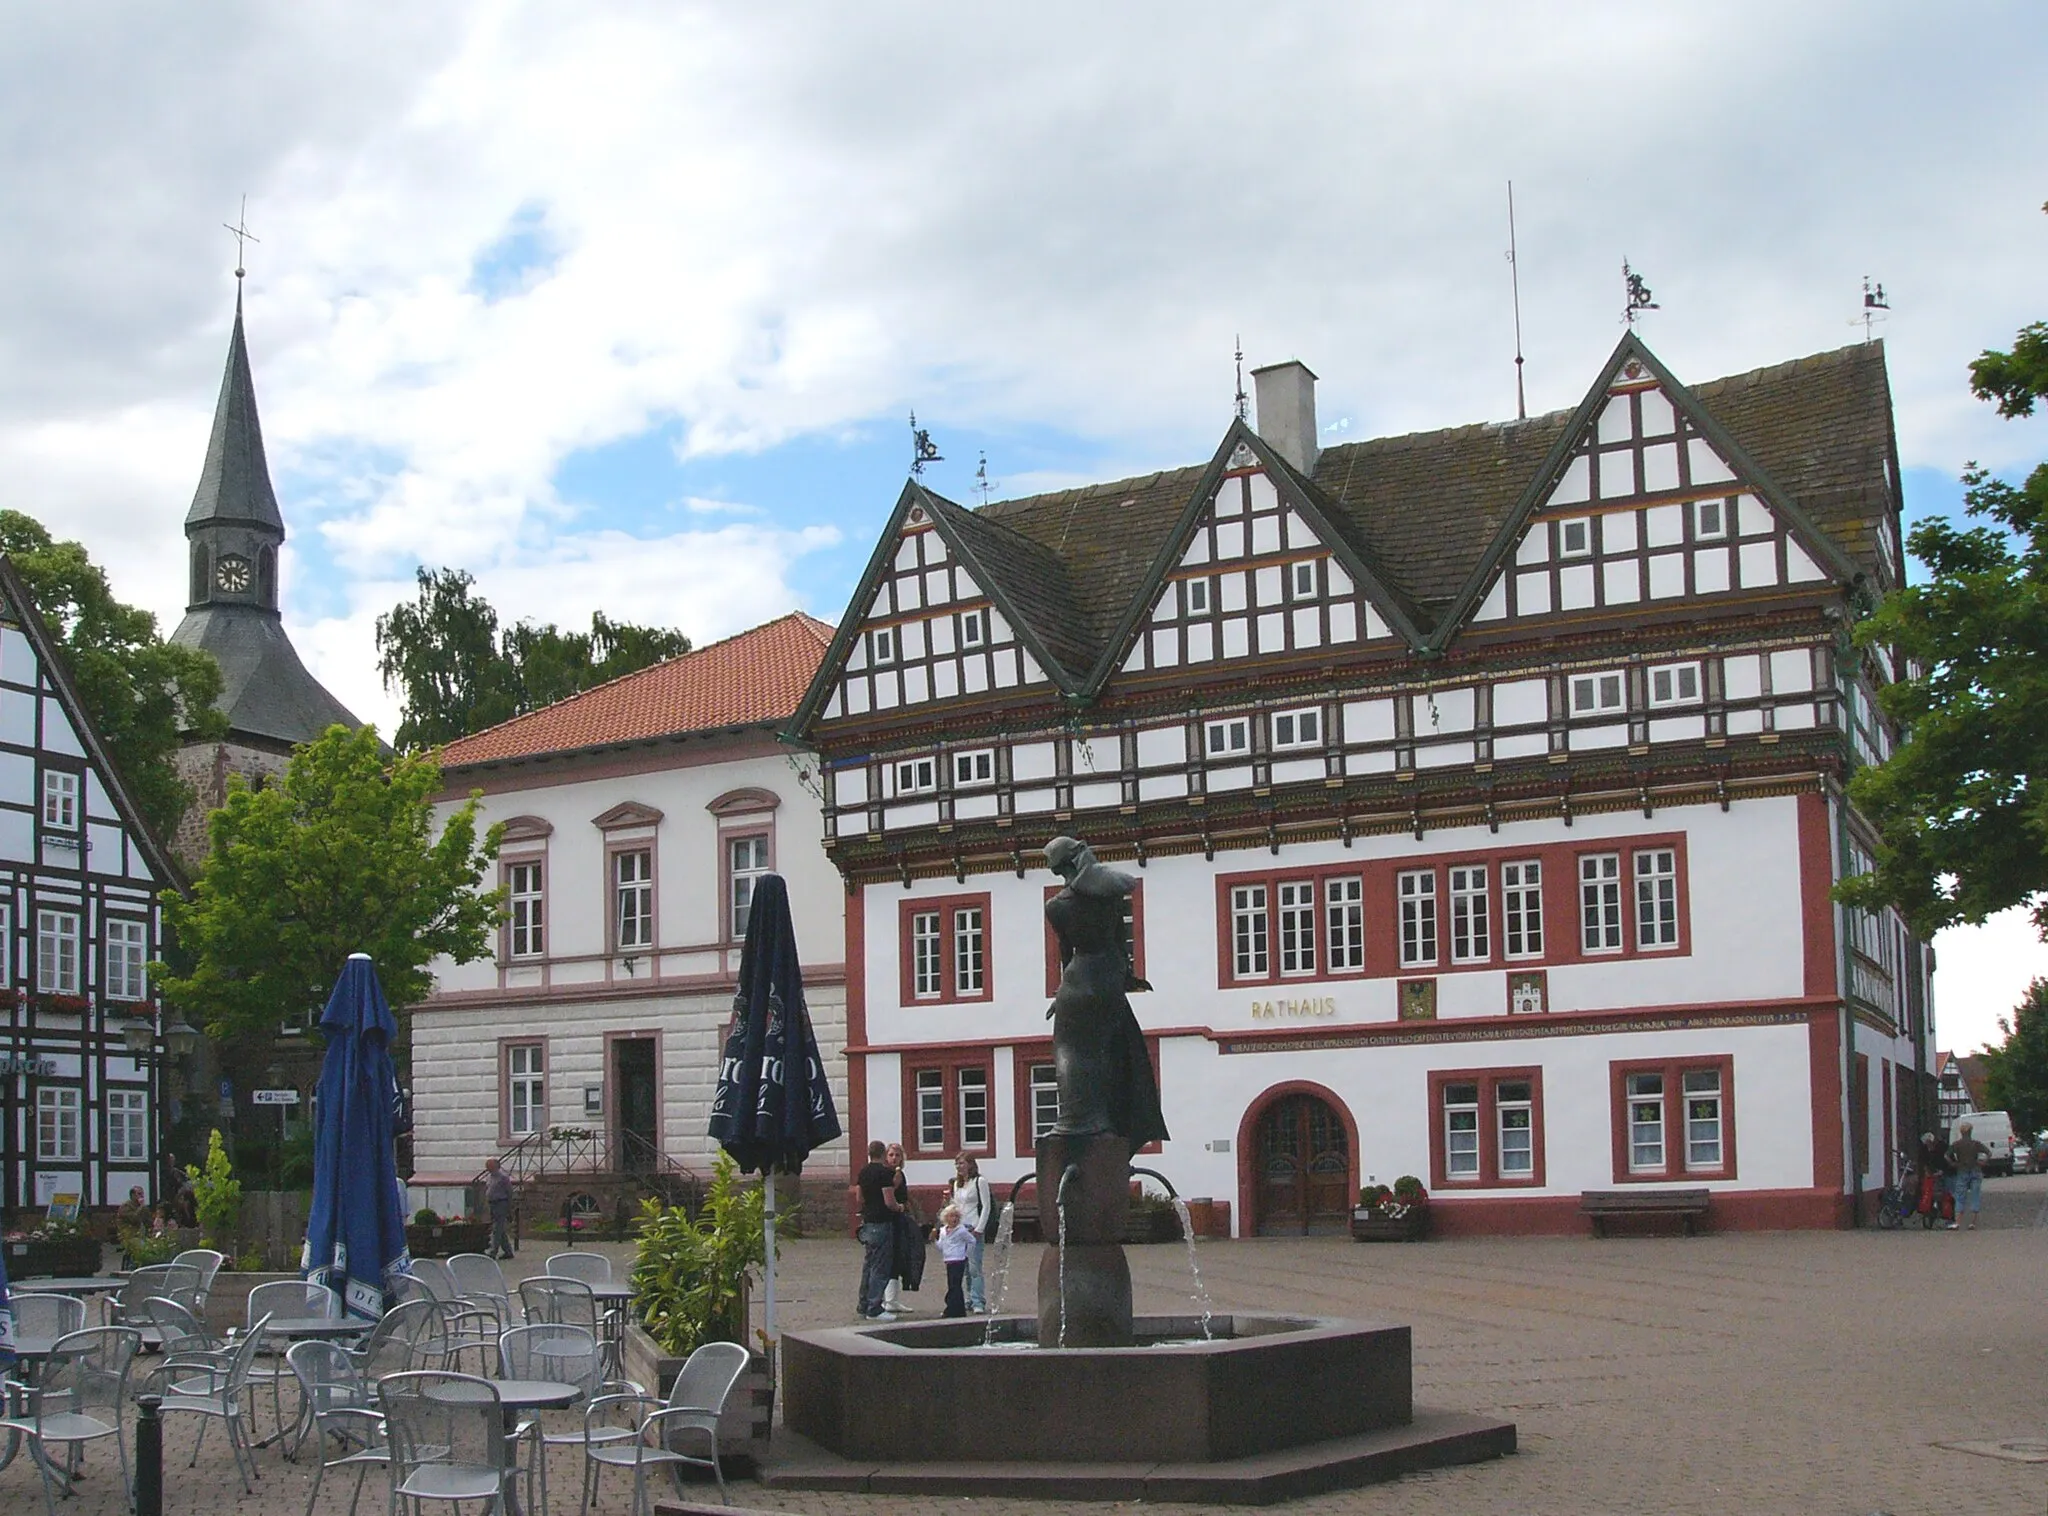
{"left": 185, "top": 295, "right": 285, "bottom": 535}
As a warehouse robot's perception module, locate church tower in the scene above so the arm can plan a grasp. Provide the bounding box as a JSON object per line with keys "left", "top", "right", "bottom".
{"left": 168, "top": 286, "right": 362, "bottom": 865}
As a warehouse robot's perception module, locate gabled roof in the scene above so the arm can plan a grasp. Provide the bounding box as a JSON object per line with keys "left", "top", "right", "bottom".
{"left": 170, "top": 607, "right": 362, "bottom": 748}
{"left": 186, "top": 290, "right": 285, "bottom": 535}
{"left": 439, "top": 611, "right": 834, "bottom": 769}
{"left": 0, "top": 556, "right": 183, "bottom": 889}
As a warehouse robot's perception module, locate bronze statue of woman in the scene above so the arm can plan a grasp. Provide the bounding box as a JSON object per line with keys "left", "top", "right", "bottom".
{"left": 1043, "top": 837, "right": 1168, "bottom": 1147}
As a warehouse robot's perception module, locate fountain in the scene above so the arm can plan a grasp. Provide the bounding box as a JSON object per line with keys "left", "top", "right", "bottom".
{"left": 777, "top": 838, "right": 1514, "bottom": 1502}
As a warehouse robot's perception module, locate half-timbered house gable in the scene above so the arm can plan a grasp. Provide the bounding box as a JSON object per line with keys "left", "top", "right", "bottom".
{"left": 1440, "top": 336, "right": 1871, "bottom": 643}
{"left": 1104, "top": 422, "right": 1417, "bottom": 686}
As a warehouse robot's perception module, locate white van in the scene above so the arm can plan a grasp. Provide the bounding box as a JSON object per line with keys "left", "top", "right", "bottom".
{"left": 1951, "top": 1111, "right": 2018, "bottom": 1177}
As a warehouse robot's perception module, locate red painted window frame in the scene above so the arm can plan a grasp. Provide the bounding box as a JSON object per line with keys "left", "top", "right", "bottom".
{"left": 897, "top": 893, "right": 995, "bottom": 1006}
{"left": 1608, "top": 1054, "right": 1737, "bottom": 1183}
{"left": 1008, "top": 1035, "right": 1163, "bottom": 1158}
{"left": 1042, "top": 881, "right": 1146, "bottom": 996}
{"left": 1212, "top": 865, "right": 1371, "bottom": 987}
{"left": 901, "top": 1053, "right": 996, "bottom": 1159}
{"left": 1427, "top": 1067, "right": 1546, "bottom": 1191}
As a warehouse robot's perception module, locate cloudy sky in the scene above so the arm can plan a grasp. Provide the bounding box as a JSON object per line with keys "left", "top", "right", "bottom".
{"left": 4, "top": 2, "right": 2042, "bottom": 1049}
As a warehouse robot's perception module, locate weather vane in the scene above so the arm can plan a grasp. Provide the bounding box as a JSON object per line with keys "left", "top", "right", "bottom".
{"left": 975, "top": 450, "right": 996, "bottom": 507}
{"left": 909, "top": 411, "right": 942, "bottom": 477}
{"left": 1622, "top": 259, "right": 1658, "bottom": 326}
{"left": 1506, "top": 182, "right": 1527, "bottom": 420}
{"left": 1233, "top": 335, "right": 1249, "bottom": 421}
{"left": 1859, "top": 276, "right": 1890, "bottom": 343}
{"left": 224, "top": 195, "right": 260, "bottom": 281}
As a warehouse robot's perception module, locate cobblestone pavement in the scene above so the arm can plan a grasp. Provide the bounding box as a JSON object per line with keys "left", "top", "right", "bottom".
{"left": 14, "top": 1178, "right": 2048, "bottom": 1515}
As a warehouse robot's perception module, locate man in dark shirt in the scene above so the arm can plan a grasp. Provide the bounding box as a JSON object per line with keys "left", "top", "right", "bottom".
{"left": 856, "top": 1141, "right": 901, "bottom": 1317}
{"left": 1948, "top": 1123, "right": 1990, "bottom": 1231}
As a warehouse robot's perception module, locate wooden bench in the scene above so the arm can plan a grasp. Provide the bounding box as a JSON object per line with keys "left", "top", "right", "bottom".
{"left": 1579, "top": 1188, "right": 1711, "bottom": 1237}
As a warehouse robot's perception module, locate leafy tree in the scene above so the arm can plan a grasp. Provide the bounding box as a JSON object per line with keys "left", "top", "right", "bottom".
{"left": 1838, "top": 297, "right": 2048, "bottom": 938}
{"left": 158, "top": 724, "right": 504, "bottom": 1048}
{"left": 375, "top": 567, "right": 691, "bottom": 750}
{"left": 0, "top": 510, "right": 225, "bottom": 839}
{"left": 1983, "top": 979, "right": 2048, "bottom": 1136}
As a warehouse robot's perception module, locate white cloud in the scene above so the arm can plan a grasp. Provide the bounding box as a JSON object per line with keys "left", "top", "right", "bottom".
{"left": 1933, "top": 909, "right": 2048, "bottom": 1058}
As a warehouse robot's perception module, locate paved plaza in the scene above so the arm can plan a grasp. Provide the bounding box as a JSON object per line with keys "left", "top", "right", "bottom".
{"left": 12, "top": 1178, "right": 2048, "bottom": 1516}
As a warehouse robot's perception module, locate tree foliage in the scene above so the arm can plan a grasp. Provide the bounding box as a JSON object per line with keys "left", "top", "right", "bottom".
{"left": 158, "top": 724, "right": 503, "bottom": 1046}
{"left": 375, "top": 567, "right": 691, "bottom": 750}
{"left": 1839, "top": 299, "right": 2048, "bottom": 939}
{"left": 0, "top": 510, "right": 225, "bottom": 840}
{"left": 1982, "top": 979, "right": 2048, "bottom": 1137}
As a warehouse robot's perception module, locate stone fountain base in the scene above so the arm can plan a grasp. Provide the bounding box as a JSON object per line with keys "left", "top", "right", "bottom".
{"left": 772, "top": 1313, "right": 1514, "bottom": 1505}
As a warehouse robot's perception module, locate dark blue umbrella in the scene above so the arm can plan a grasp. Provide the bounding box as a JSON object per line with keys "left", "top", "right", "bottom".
{"left": 707, "top": 874, "right": 840, "bottom": 1340}
{"left": 0, "top": 1236, "right": 15, "bottom": 1369}
{"left": 302, "top": 953, "right": 411, "bottom": 1319}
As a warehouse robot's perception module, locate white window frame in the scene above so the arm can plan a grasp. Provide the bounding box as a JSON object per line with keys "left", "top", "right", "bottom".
{"left": 37, "top": 1086, "right": 80, "bottom": 1161}
{"left": 953, "top": 906, "right": 985, "bottom": 996}
{"left": 1029, "top": 1062, "right": 1059, "bottom": 1143}
{"left": 1270, "top": 707, "right": 1323, "bottom": 751}
{"left": 729, "top": 834, "right": 770, "bottom": 939}
{"left": 1635, "top": 848, "right": 1680, "bottom": 950}
{"left": 1570, "top": 671, "right": 1626, "bottom": 716}
{"left": 1558, "top": 517, "right": 1593, "bottom": 558}
{"left": 1502, "top": 860, "right": 1544, "bottom": 959}
{"left": 508, "top": 861, "right": 545, "bottom": 959}
{"left": 614, "top": 849, "right": 654, "bottom": 951}
{"left": 1449, "top": 865, "right": 1490, "bottom": 964}
{"left": 1289, "top": 560, "right": 1316, "bottom": 598}
{"left": 911, "top": 911, "right": 943, "bottom": 999}
{"left": 1398, "top": 869, "right": 1438, "bottom": 968}
{"left": 959, "top": 610, "right": 988, "bottom": 648}
{"left": 107, "top": 1088, "right": 149, "bottom": 1162}
{"left": 1683, "top": 1070, "right": 1723, "bottom": 1170}
{"left": 871, "top": 626, "right": 897, "bottom": 664}
{"left": 1496, "top": 1079, "right": 1535, "bottom": 1177}
{"left": 1230, "top": 884, "right": 1269, "bottom": 979}
{"left": 1647, "top": 662, "right": 1702, "bottom": 708}
{"left": 1325, "top": 876, "right": 1364, "bottom": 972}
{"left": 1276, "top": 880, "right": 1317, "bottom": 978}
{"left": 1185, "top": 577, "right": 1211, "bottom": 615}
{"left": 916, "top": 1069, "right": 945, "bottom": 1149}
{"left": 36, "top": 909, "right": 80, "bottom": 995}
{"left": 951, "top": 749, "right": 995, "bottom": 788}
{"left": 1443, "top": 1082, "right": 1480, "bottom": 1179}
{"left": 1627, "top": 1072, "right": 1666, "bottom": 1173}
{"left": 894, "top": 756, "right": 938, "bottom": 795}
{"left": 105, "top": 918, "right": 148, "bottom": 1001}
{"left": 42, "top": 770, "right": 80, "bottom": 830}
{"left": 1205, "top": 717, "right": 1251, "bottom": 758}
{"left": 1580, "top": 854, "right": 1623, "bottom": 953}
{"left": 507, "top": 1043, "right": 545, "bottom": 1136}
{"left": 1692, "top": 497, "right": 1728, "bottom": 541}
{"left": 957, "top": 1066, "right": 989, "bottom": 1150}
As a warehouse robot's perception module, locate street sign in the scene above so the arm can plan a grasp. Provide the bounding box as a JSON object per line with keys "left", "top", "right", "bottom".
{"left": 252, "top": 1088, "right": 300, "bottom": 1106}
{"left": 219, "top": 1078, "right": 234, "bottom": 1100}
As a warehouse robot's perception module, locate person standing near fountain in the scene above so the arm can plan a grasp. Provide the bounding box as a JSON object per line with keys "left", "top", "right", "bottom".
{"left": 854, "top": 1140, "right": 901, "bottom": 1318}
{"left": 951, "top": 1154, "right": 992, "bottom": 1313}
{"left": 1044, "top": 837, "right": 1168, "bottom": 1147}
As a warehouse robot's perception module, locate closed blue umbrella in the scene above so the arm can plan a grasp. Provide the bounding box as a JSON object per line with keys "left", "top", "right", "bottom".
{"left": 302, "top": 953, "right": 411, "bottom": 1319}
{"left": 707, "top": 874, "right": 840, "bottom": 1342}
{"left": 0, "top": 1237, "right": 15, "bottom": 1369}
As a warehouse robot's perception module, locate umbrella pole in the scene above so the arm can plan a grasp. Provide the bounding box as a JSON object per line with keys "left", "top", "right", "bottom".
{"left": 763, "top": 1170, "right": 778, "bottom": 1348}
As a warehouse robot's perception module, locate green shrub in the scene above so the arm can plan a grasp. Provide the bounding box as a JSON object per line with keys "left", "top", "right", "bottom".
{"left": 121, "top": 1228, "right": 179, "bottom": 1266}
{"left": 190, "top": 1130, "right": 243, "bottom": 1250}
{"left": 630, "top": 1153, "right": 766, "bottom": 1358}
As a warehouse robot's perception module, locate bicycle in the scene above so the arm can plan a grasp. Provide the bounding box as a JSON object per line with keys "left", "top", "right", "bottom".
{"left": 1876, "top": 1152, "right": 1916, "bottom": 1229}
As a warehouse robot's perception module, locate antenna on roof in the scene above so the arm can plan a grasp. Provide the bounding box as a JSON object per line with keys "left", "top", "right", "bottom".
{"left": 1233, "top": 336, "right": 1249, "bottom": 422}
{"left": 1622, "top": 259, "right": 1658, "bottom": 326}
{"left": 909, "top": 410, "right": 942, "bottom": 477}
{"left": 1506, "top": 181, "right": 1527, "bottom": 421}
{"left": 975, "top": 450, "right": 996, "bottom": 507}
{"left": 1857, "top": 276, "right": 1890, "bottom": 343}
{"left": 223, "top": 195, "right": 260, "bottom": 282}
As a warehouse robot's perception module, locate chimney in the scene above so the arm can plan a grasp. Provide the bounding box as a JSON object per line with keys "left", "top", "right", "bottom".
{"left": 1251, "top": 360, "right": 1319, "bottom": 474}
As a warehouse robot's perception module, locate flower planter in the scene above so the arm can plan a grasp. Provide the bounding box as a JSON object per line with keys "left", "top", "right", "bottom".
{"left": 1350, "top": 1208, "right": 1430, "bottom": 1243}
{"left": 1120, "top": 1206, "right": 1184, "bottom": 1245}
{"left": 5, "top": 1236, "right": 105, "bottom": 1277}
{"left": 405, "top": 1221, "right": 491, "bottom": 1258}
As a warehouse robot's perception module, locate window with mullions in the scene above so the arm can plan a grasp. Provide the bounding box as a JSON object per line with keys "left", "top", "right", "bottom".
{"left": 1443, "top": 1082, "right": 1480, "bottom": 1180}
{"left": 910, "top": 1061, "right": 994, "bottom": 1154}
{"left": 1449, "top": 865, "right": 1489, "bottom": 963}
{"left": 105, "top": 918, "right": 148, "bottom": 1001}
{"left": 1222, "top": 870, "right": 1365, "bottom": 985}
{"left": 37, "top": 1087, "right": 80, "bottom": 1161}
{"left": 1277, "top": 881, "right": 1317, "bottom": 977}
{"left": 1683, "top": 1070, "right": 1723, "bottom": 1169}
{"left": 42, "top": 770, "right": 79, "bottom": 830}
{"left": 953, "top": 907, "right": 985, "bottom": 995}
{"left": 1432, "top": 1069, "right": 1543, "bottom": 1188}
{"left": 1648, "top": 662, "right": 1701, "bottom": 707}
{"left": 958, "top": 1067, "right": 989, "bottom": 1150}
{"left": 507, "top": 1043, "right": 545, "bottom": 1136}
{"left": 1580, "top": 854, "right": 1622, "bottom": 953}
{"left": 729, "top": 834, "right": 770, "bottom": 938}
{"left": 916, "top": 1069, "right": 945, "bottom": 1148}
{"left": 1496, "top": 1080, "right": 1535, "bottom": 1177}
{"left": 894, "top": 756, "right": 937, "bottom": 795}
{"left": 1502, "top": 861, "right": 1543, "bottom": 958}
{"left": 614, "top": 850, "right": 653, "bottom": 950}
{"left": 911, "top": 912, "right": 942, "bottom": 998}
{"left": 1627, "top": 1072, "right": 1665, "bottom": 1172}
{"left": 509, "top": 862, "right": 545, "bottom": 958}
{"left": 1398, "top": 870, "right": 1437, "bottom": 967}
{"left": 1270, "top": 708, "right": 1322, "bottom": 750}
{"left": 1206, "top": 717, "right": 1251, "bottom": 758}
{"left": 899, "top": 896, "right": 994, "bottom": 1004}
{"left": 1029, "top": 1062, "right": 1059, "bottom": 1144}
{"left": 1325, "top": 877, "right": 1364, "bottom": 972}
{"left": 1231, "top": 884, "right": 1269, "bottom": 979}
{"left": 1635, "top": 849, "right": 1679, "bottom": 949}
{"left": 1570, "top": 671, "right": 1625, "bottom": 715}
{"left": 952, "top": 749, "right": 995, "bottom": 787}
{"left": 108, "top": 1089, "right": 148, "bottom": 1162}
{"left": 36, "top": 909, "right": 79, "bottom": 995}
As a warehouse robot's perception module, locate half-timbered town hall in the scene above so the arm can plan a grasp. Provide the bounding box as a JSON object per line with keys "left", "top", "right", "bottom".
{"left": 790, "top": 334, "right": 1932, "bottom": 1235}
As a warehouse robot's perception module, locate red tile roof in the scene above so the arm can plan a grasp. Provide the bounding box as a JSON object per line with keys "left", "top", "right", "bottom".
{"left": 438, "top": 611, "right": 834, "bottom": 768}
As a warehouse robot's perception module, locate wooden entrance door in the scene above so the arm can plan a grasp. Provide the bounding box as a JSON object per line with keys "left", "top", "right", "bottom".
{"left": 612, "top": 1038, "right": 659, "bottom": 1173}
{"left": 1254, "top": 1093, "right": 1351, "bottom": 1236}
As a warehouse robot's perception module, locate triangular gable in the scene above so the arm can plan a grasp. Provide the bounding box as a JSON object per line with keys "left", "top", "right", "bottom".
{"left": 1090, "top": 418, "right": 1421, "bottom": 688}
{"left": 786, "top": 481, "right": 1082, "bottom": 738}
{"left": 0, "top": 556, "right": 184, "bottom": 890}
{"left": 1435, "top": 333, "right": 1861, "bottom": 647}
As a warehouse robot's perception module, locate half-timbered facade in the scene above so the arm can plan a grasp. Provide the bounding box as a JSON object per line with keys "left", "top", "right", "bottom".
{"left": 792, "top": 337, "right": 1934, "bottom": 1235}
{"left": 0, "top": 558, "right": 180, "bottom": 1216}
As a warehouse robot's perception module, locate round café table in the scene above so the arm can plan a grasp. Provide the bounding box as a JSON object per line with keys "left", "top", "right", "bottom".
{"left": 0, "top": 1339, "right": 60, "bottom": 1473}
{"left": 255, "top": 1317, "right": 372, "bottom": 1448}
{"left": 14, "top": 1277, "right": 126, "bottom": 1296}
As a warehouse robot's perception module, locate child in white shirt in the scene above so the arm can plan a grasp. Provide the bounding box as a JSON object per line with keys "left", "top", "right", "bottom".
{"left": 936, "top": 1203, "right": 970, "bottom": 1317}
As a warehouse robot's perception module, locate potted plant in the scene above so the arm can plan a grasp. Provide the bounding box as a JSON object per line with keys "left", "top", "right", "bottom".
{"left": 405, "top": 1207, "right": 492, "bottom": 1259}
{"left": 1351, "top": 1176, "right": 1431, "bottom": 1242}
{"left": 4, "top": 1215, "right": 102, "bottom": 1277}
{"left": 1121, "top": 1189, "right": 1183, "bottom": 1244}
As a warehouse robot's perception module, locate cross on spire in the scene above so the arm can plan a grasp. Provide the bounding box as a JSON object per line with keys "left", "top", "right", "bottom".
{"left": 224, "top": 196, "right": 260, "bottom": 281}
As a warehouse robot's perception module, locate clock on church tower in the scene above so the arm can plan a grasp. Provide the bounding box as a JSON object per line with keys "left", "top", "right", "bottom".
{"left": 214, "top": 554, "right": 252, "bottom": 593}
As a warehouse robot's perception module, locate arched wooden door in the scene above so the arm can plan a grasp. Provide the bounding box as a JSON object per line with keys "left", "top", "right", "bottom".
{"left": 1254, "top": 1092, "right": 1352, "bottom": 1236}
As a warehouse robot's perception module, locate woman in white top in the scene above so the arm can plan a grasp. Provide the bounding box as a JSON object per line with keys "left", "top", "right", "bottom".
{"left": 951, "top": 1153, "right": 992, "bottom": 1313}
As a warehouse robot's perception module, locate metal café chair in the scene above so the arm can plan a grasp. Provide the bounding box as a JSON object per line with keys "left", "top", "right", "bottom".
{"left": 578, "top": 1341, "right": 749, "bottom": 1515}
{"left": 499, "top": 1324, "right": 614, "bottom": 1516}
{"left": 247, "top": 1279, "right": 340, "bottom": 1439}
{"left": 408, "top": 1257, "right": 462, "bottom": 1301}
{"left": 378, "top": 1370, "right": 523, "bottom": 1516}
{"left": 0, "top": 1325, "right": 143, "bottom": 1516}
{"left": 7, "top": 1293, "right": 85, "bottom": 1342}
{"left": 154, "top": 1311, "right": 274, "bottom": 1494}
{"left": 448, "top": 1253, "right": 516, "bottom": 1328}
{"left": 107, "top": 1264, "right": 202, "bottom": 1341}
{"left": 170, "top": 1248, "right": 227, "bottom": 1311}
{"left": 132, "top": 1298, "right": 229, "bottom": 1399}
{"left": 347, "top": 1298, "right": 442, "bottom": 1382}
{"left": 544, "top": 1252, "right": 612, "bottom": 1288}
{"left": 518, "top": 1277, "right": 610, "bottom": 1377}
{"left": 285, "top": 1340, "right": 387, "bottom": 1516}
